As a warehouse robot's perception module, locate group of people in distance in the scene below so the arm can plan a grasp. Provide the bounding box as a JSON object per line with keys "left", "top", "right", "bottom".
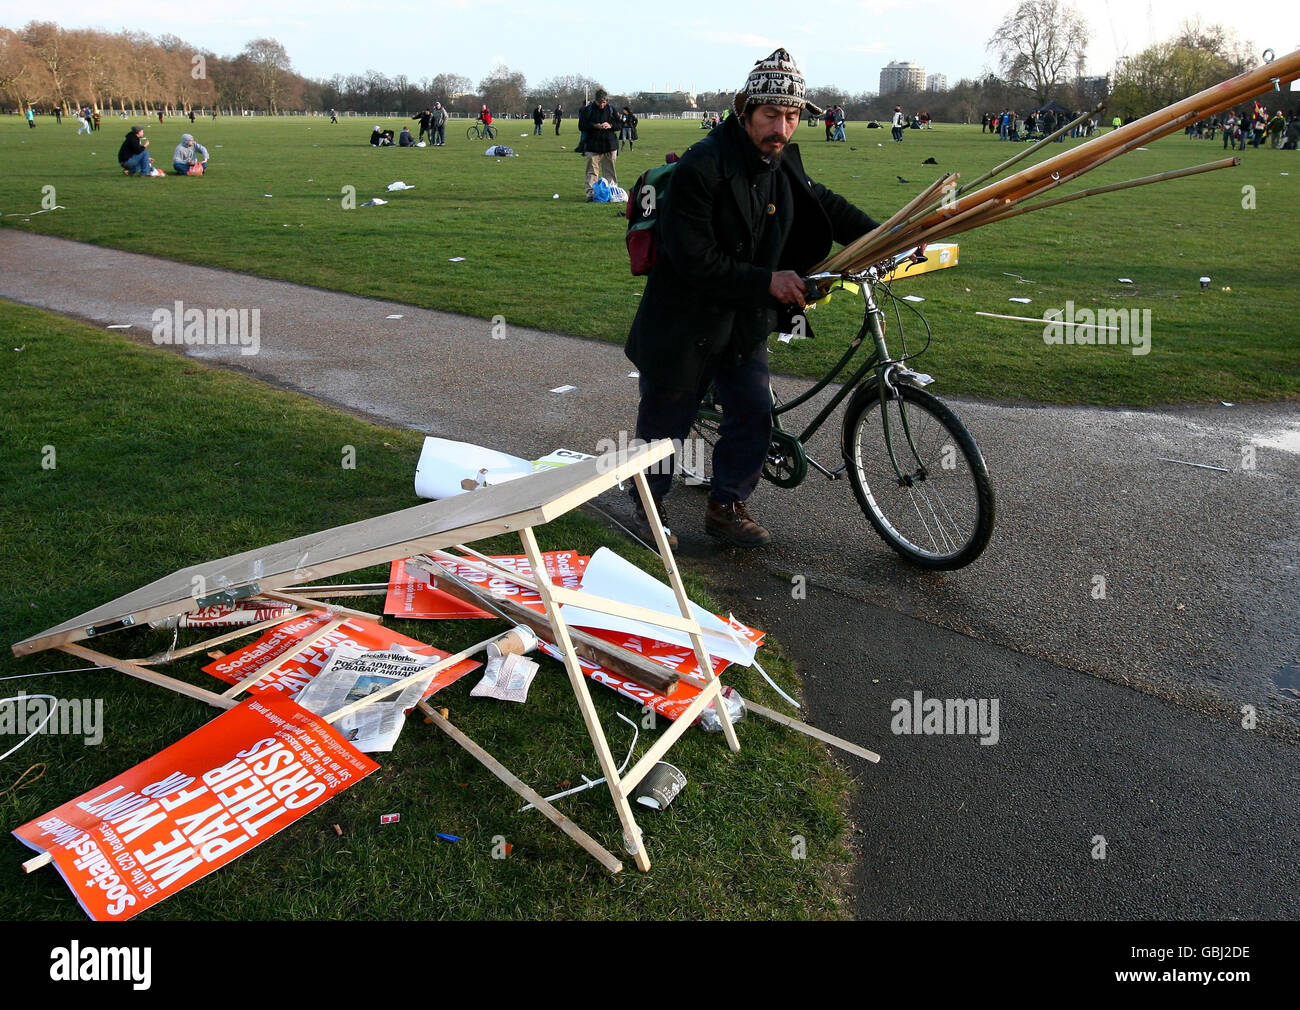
{"left": 1214, "top": 102, "right": 1298, "bottom": 150}
{"left": 117, "top": 124, "right": 209, "bottom": 176}
{"left": 407, "top": 104, "right": 449, "bottom": 145}
{"left": 982, "top": 108, "right": 1095, "bottom": 142}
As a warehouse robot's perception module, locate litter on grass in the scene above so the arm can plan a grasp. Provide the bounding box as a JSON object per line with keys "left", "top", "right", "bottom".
{"left": 386, "top": 181, "right": 414, "bottom": 191}
{"left": 550, "top": 384, "right": 577, "bottom": 394}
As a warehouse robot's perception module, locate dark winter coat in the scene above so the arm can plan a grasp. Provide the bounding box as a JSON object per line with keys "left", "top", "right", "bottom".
{"left": 625, "top": 115, "right": 877, "bottom": 391}
{"left": 118, "top": 130, "right": 146, "bottom": 164}
{"left": 577, "top": 100, "right": 619, "bottom": 153}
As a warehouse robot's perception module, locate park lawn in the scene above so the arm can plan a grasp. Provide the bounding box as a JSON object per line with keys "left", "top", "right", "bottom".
{"left": 0, "top": 114, "right": 1295, "bottom": 407}
{"left": 0, "top": 298, "right": 853, "bottom": 921}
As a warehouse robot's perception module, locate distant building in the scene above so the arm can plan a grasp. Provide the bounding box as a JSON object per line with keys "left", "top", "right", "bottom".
{"left": 926, "top": 74, "right": 947, "bottom": 92}
{"left": 1075, "top": 75, "right": 1110, "bottom": 106}
{"left": 880, "top": 61, "right": 926, "bottom": 94}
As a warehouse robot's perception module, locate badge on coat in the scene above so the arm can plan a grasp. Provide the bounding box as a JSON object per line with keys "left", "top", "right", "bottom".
{"left": 766, "top": 203, "right": 776, "bottom": 215}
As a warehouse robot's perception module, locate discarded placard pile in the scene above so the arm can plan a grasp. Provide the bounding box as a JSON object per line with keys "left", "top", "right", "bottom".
{"left": 11, "top": 441, "right": 879, "bottom": 920}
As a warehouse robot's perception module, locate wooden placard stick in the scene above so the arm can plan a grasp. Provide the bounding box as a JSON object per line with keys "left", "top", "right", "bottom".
{"left": 406, "top": 556, "right": 680, "bottom": 695}
{"left": 283, "top": 583, "right": 389, "bottom": 593}
{"left": 416, "top": 701, "right": 623, "bottom": 873}
{"left": 220, "top": 616, "right": 346, "bottom": 700}
{"left": 449, "top": 544, "right": 543, "bottom": 588}
{"left": 61, "top": 643, "right": 238, "bottom": 710}
{"left": 322, "top": 634, "right": 497, "bottom": 724}
{"left": 517, "top": 525, "right": 651, "bottom": 872}
{"left": 274, "top": 588, "right": 387, "bottom": 598}
{"left": 259, "top": 590, "right": 380, "bottom": 623}
{"left": 631, "top": 471, "right": 738, "bottom": 752}
{"left": 745, "top": 702, "right": 881, "bottom": 763}
{"left": 23, "top": 852, "right": 52, "bottom": 873}
{"left": 134, "top": 609, "right": 311, "bottom": 665}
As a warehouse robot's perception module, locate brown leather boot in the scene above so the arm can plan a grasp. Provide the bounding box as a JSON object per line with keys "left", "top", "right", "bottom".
{"left": 632, "top": 497, "right": 678, "bottom": 551}
{"left": 704, "top": 499, "right": 771, "bottom": 547}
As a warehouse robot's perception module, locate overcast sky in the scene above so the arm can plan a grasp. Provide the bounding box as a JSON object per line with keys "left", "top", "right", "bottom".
{"left": 3, "top": 0, "right": 1296, "bottom": 94}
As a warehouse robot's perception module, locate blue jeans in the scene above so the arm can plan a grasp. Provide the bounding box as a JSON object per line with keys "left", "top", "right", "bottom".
{"left": 534, "top": 122, "right": 543, "bottom": 134}
{"left": 122, "top": 150, "right": 153, "bottom": 175}
{"left": 635, "top": 344, "right": 772, "bottom": 505}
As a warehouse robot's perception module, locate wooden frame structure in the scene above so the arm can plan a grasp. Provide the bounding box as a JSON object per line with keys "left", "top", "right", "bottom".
{"left": 13, "top": 442, "right": 739, "bottom": 873}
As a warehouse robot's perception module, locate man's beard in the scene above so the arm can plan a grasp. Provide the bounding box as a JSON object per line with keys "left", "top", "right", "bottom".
{"left": 761, "top": 137, "right": 788, "bottom": 164}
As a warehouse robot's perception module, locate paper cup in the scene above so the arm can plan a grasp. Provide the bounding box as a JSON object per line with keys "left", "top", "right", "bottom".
{"left": 632, "top": 762, "right": 687, "bottom": 810}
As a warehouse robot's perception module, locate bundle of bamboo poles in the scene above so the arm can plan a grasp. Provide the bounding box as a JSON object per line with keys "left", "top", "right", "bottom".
{"left": 813, "top": 47, "right": 1300, "bottom": 278}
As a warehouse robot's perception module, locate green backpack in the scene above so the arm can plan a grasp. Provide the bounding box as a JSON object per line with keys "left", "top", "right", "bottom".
{"left": 625, "top": 161, "right": 676, "bottom": 276}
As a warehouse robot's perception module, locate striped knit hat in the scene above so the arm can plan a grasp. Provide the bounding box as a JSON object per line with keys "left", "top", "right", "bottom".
{"left": 734, "top": 49, "right": 822, "bottom": 118}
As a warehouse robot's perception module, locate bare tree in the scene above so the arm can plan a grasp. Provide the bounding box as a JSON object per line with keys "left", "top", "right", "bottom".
{"left": 0, "top": 27, "right": 39, "bottom": 110}
{"left": 243, "top": 37, "right": 292, "bottom": 112}
{"left": 479, "top": 64, "right": 526, "bottom": 116}
{"left": 21, "top": 21, "right": 76, "bottom": 112}
{"left": 987, "top": 0, "right": 1089, "bottom": 106}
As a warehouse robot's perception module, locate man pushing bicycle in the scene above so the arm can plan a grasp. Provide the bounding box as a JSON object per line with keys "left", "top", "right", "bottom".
{"left": 624, "top": 48, "right": 881, "bottom": 548}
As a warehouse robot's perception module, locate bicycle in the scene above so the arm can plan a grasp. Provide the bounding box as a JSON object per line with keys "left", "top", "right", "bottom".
{"left": 466, "top": 120, "right": 498, "bottom": 141}
{"left": 684, "top": 259, "right": 995, "bottom": 570}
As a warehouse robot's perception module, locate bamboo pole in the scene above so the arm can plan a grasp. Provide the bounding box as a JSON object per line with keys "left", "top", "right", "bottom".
{"left": 812, "top": 49, "right": 1300, "bottom": 276}
{"left": 822, "top": 173, "right": 957, "bottom": 275}
{"left": 976, "top": 157, "right": 1240, "bottom": 227}
{"left": 956, "top": 101, "right": 1106, "bottom": 196}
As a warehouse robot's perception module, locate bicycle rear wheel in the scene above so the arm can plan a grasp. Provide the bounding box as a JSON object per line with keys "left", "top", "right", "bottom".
{"left": 680, "top": 409, "right": 721, "bottom": 489}
{"left": 842, "top": 383, "right": 994, "bottom": 569}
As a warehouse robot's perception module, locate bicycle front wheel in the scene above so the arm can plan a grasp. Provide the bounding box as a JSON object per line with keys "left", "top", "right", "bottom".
{"left": 466, "top": 126, "right": 478, "bottom": 141}
{"left": 843, "top": 383, "right": 994, "bottom": 569}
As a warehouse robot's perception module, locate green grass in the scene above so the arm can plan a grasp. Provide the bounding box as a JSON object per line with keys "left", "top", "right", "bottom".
{"left": 1, "top": 116, "right": 1297, "bottom": 405}
{"left": 0, "top": 299, "right": 852, "bottom": 920}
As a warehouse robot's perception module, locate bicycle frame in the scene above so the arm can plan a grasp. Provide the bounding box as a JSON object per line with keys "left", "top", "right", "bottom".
{"left": 759, "top": 269, "right": 929, "bottom": 484}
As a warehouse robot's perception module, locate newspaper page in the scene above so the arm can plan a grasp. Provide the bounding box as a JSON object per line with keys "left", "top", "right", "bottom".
{"left": 294, "top": 644, "right": 438, "bottom": 752}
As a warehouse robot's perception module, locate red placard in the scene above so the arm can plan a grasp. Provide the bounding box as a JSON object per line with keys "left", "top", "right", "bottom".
{"left": 384, "top": 552, "right": 588, "bottom": 619}
{"left": 12, "top": 696, "right": 378, "bottom": 921}
{"left": 201, "top": 612, "right": 480, "bottom": 699}
{"left": 539, "top": 617, "right": 764, "bottom": 721}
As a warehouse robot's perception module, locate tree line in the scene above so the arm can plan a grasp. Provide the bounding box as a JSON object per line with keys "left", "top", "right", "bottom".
{"left": 1, "top": 11, "right": 1274, "bottom": 123}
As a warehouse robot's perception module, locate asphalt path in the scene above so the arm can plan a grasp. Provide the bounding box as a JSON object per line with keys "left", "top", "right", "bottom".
{"left": 2, "top": 231, "right": 1296, "bottom": 918}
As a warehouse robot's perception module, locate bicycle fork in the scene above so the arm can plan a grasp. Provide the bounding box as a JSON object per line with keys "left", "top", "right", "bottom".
{"left": 860, "top": 281, "right": 930, "bottom": 486}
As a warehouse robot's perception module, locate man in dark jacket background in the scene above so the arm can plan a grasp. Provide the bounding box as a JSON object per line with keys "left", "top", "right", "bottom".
{"left": 578, "top": 90, "right": 619, "bottom": 201}
{"left": 624, "top": 48, "right": 879, "bottom": 547}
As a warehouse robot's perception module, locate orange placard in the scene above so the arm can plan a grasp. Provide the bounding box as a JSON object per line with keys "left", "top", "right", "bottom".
{"left": 202, "top": 612, "right": 480, "bottom": 699}
{"left": 384, "top": 551, "right": 588, "bottom": 619}
{"left": 12, "top": 695, "right": 378, "bottom": 921}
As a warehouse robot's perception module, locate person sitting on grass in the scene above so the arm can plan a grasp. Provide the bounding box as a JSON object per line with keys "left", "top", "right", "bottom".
{"left": 398, "top": 126, "right": 415, "bottom": 147}
{"left": 172, "top": 133, "right": 210, "bottom": 175}
{"left": 118, "top": 125, "right": 161, "bottom": 176}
